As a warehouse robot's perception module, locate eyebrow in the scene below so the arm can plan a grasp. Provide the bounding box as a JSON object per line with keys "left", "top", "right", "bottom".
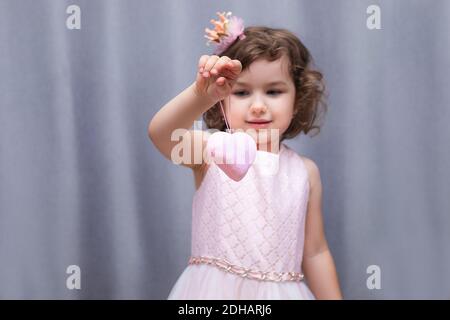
{"left": 235, "top": 81, "right": 288, "bottom": 86}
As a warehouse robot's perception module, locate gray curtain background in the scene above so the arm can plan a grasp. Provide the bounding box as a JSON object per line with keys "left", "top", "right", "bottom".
{"left": 1, "top": 0, "right": 449, "bottom": 299}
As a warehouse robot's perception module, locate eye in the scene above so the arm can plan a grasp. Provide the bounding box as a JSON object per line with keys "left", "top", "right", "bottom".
{"left": 233, "top": 90, "right": 249, "bottom": 97}
{"left": 267, "top": 90, "right": 283, "bottom": 95}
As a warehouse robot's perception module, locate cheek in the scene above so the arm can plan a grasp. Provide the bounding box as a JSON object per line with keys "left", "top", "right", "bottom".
{"left": 224, "top": 101, "right": 246, "bottom": 122}
{"left": 273, "top": 98, "right": 294, "bottom": 117}
{"left": 273, "top": 98, "right": 295, "bottom": 129}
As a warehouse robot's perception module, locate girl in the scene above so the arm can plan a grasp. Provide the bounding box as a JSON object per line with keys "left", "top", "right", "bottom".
{"left": 148, "top": 12, "right": 342, "bottom": 299}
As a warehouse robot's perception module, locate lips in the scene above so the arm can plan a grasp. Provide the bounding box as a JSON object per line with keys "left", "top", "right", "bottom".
{"left": 246, "top": 120, "right": 272, "bottom": 128}
{"left": 246, "top": 120, "right": 272, "bottom": 124}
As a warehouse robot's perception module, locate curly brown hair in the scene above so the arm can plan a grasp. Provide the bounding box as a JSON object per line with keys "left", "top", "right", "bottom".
{"left": 203, "top": 26, "right": 328, "bottom": 141}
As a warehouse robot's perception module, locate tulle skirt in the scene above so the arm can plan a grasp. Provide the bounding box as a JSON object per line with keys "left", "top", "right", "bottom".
{"left": 167, "top": 264, "right": 315, "bottom": 300}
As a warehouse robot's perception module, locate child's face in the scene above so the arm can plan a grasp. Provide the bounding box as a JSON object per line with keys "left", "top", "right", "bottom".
{"left": 223, "top": 55, "right": 296, "bottom": 150}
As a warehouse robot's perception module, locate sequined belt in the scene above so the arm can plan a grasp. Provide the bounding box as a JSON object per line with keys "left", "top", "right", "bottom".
{"left": 188, "top": 256, "right": 304, "bottom": 282}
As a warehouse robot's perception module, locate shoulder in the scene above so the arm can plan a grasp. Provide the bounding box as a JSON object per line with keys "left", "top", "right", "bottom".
{"left": 281, "top": 145, "right": 321, "bottom": 191}
{"left": 299, "top": 156, "right": 321, "bottom": 191}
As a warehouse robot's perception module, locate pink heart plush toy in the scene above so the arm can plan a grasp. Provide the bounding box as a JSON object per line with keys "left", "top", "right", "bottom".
{"left": 206, "top": 131, "right": 257, "bottom": 181}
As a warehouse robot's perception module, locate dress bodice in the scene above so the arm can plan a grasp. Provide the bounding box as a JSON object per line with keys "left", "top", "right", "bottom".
{"left": 190, "top": 143, "right": 310, "bottom": 279}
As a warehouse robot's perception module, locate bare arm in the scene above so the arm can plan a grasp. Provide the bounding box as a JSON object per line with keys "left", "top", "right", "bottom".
{"left": 148, "top": 81, "right": 214, "bottom": 165}
{"left": 302, "top": 157, "right": 343, "bottom": 300}
{"left": 148, "top": 55, "right": 242, "bottom": 168}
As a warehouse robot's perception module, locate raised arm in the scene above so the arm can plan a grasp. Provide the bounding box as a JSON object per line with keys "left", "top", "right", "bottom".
{"left": 148, "top": 80, "right": 214, "bottom": 168}
{"left": 147, "top": 55, "right": 242, "bottom": 169}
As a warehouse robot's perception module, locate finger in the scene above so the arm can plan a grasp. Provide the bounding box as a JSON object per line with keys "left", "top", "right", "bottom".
{"left": 228, "top": 59, "right": 242, "bottom": 73}
{"left": 211, "top": 56, "right": 232, "bottom": 76}
{"left": 216, "top": 76, "right": 226, "bottom": 86}
{"left": 215, "top": 64, "right": 241, "bottom": 80}
{"left": 211, "top": 59, "right": 241, "bottom": 80}
{"left": 198, "top": 55, "right": 209, "bottom": 73}
{"left": 203, "top": 55, "right": 220, "bottom": 76}
{"left": 196, "top": 68, "right": 207, "bottom": 88}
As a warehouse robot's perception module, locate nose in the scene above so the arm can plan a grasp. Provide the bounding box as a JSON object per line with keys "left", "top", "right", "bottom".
{"left": 249, "top": 100, "right": 268, "bottom": 116}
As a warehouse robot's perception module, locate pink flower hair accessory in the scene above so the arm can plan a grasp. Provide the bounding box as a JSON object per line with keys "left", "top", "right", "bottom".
{"left": 204, "top": 11, "right": 246, "bottom": 55}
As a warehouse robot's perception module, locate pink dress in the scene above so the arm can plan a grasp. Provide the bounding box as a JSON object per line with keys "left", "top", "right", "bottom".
{"left": 167, "top": 143, "right": 315, "bottom": 299}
